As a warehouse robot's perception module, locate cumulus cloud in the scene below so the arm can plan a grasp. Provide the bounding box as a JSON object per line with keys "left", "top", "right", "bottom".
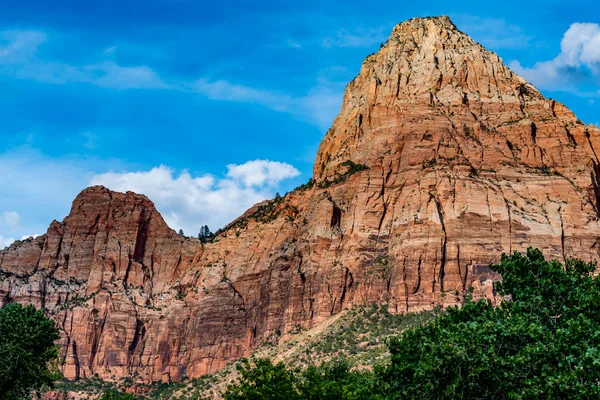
{"left": 89, "top": 160, "right": 300, "bottom": 237}
{"left": 226, "top": 160, "right": 300, "bottom": 187}
{"left": 510, "top": 22, "right": 600, "bottom": 93}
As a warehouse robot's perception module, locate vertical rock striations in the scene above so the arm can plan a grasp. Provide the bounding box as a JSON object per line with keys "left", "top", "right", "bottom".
{"left": 2, "top": 16, "right": 600, "bottom": 382}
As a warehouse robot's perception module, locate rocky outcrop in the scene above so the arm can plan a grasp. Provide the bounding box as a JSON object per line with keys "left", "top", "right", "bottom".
{"left": 3, "top": 16, "right": 600, "bottom": 383}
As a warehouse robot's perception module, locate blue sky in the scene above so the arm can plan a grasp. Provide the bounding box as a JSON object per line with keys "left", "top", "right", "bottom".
{"left": 0, "top": 0, "right": 599, "bottom": 247}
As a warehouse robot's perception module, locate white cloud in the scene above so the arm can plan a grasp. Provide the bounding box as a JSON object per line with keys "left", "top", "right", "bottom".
{"left": 561, "top": 23, "right": 600, "bottom": 71}
{"left": 89, "top": 161, "right": 300, "bottom": 236}
{"left": 510, "top": 22, "right": 600, "bottom": 93}
{"left": 226, "top": 160, "right": 300, "bottom": 187}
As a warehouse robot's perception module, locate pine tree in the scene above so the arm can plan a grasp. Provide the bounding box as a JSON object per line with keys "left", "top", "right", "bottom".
{"left": 198, "top": 225, "right": 213, "bottom": 243}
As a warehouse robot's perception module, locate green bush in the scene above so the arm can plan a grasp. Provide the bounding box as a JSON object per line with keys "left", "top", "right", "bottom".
{"left": 224, "top": 358, "right": 299, "bottom": 400}
{"left": 0, "top": 303, "right": 61, "bottom": 399}
{"left": 98, "top": 389, "right": 136, "bottom": 400}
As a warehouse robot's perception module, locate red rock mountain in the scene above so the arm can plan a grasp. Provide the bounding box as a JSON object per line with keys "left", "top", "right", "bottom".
{"left": 3, "top": 16, "right": 600, "bottom": 382}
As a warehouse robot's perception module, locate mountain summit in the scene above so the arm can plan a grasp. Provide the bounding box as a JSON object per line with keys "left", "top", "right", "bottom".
{"left": 2, "top": 16, "right": 600, "bottom": 383}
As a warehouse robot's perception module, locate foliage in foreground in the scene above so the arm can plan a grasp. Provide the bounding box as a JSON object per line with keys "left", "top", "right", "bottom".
{"left": 0, "top": 302, "right": 61, "bottom": 399}
{"left": 225, "top": 248, "right": 600, "bottom": 399}
{"left": 98, "top": 389, "right": 136, "bottom": 399}
{"left": 224, "top": 358, "right": 379, "bottom": 400}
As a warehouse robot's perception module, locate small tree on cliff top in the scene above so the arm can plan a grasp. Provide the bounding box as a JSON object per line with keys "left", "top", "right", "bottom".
{"left": 198, "top": 225, "right": 213, "bottom": 243}
{"left": 0, "top": 303, "right": 61, "bottom": 399}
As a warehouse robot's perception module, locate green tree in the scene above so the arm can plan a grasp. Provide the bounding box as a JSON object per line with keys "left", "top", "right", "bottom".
{"left": 298, "top": 359, "right": 380, "bottom": 400}
{"left": 224, "top": 358, "right": 299, "bottom": 400}
{"left": 98, "top": 389, "right": 135, "bottom": 400}
{"left": 224, "top": 358, "right": 380, "bottom": 400}
{"left": 178, "top": 229, "right": 185, "bottom": 236}
{"left": 198, "top": 225, "right": 213, "bottom": 243}
{"left": 0, "top": 303, "right": 61, "bottom": 399}
{"left": 380, "top": 248, "right": 600, "bottom": 399}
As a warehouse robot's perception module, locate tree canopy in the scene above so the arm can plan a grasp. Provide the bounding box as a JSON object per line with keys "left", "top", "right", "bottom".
{"left": 224, "top": 358, "right": 379, "bottom": 400}
{"left": 224, "top": 248, "right": 600, "bottom": 399}
{"left": 98, "top": 389, "right": 136, "bottom": 400}
{"left": 0, "top": 303, "right": 61, "bottom": 399}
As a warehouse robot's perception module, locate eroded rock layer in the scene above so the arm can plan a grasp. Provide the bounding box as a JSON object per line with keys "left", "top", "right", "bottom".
{"left": 3, "top": 16, "right": 600, "bottom": 382}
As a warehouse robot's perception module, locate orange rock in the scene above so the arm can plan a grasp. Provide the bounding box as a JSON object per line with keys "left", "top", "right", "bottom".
{"left": 2, "top": 16, "right": 600, "bottom": 383}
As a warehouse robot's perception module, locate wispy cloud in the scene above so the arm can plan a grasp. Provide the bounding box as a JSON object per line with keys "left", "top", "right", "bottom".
{"left": 286, "top": 38, "right": 302, "bottom": 49}
{"left": 509, "top": 22, "right": 600, "bottom": 94}
{"left": 0, "top": 29, "right": 340, "bottom": 129}
{"left": 454, "top": 16, "right": 531, "bottom": 49}
{"left": 1, "top": 211, "right": 21, "bottom": 229}
{"left": 0, "top": 30, "right": 167, "bottom": 89}
{"left": 321, "top": 27, "right": 388, "bottom": 48}
{"left": 193, "top": 75, "right": 344, "bottom": 130}
{"left": 82, "top": 132, "right": 98, "bottom": 149}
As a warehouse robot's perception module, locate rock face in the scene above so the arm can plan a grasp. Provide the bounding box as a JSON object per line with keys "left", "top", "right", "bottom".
{"left": 3, "top": 16, "right": 600, "bottom": 383}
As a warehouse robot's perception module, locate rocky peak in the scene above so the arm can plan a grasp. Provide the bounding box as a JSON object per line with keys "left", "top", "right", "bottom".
{"left": 313, "top": 16, "right": 566, "bottom": 180}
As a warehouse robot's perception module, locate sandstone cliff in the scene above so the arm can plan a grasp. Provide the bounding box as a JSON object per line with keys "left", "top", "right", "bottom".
{"left": 2, "top": 16, "right": 600, "bottom": 383}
